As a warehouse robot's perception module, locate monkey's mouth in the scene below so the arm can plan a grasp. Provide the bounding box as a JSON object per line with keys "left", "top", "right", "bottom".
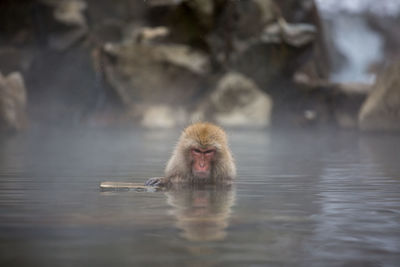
{"left": 192, "top": 160, "right": 211, "bottom": 179}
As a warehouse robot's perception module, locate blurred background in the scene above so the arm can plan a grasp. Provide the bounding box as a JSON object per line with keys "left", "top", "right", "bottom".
{"left": 1, "top": 2, "right": 400, "bottom": 266}
{"left": 0, "top": 0, "right": 399, "bottom": 133}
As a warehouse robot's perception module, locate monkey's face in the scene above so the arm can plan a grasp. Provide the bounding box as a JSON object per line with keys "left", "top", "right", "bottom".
{"left": 190, "top": 147, "right": 216, "bottom": 179}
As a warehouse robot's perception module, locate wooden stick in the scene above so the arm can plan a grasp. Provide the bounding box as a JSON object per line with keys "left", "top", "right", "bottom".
{"left": 100, "top": 181, "right": 156, "bottom": 191}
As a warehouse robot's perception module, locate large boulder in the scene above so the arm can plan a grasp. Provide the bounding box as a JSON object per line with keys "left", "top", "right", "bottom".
{"left": 0, "top": 72, "right": 27, "bottom": 132}
{"left": 102, "top": 41, "right": 210, "bottom": 127}
{"left": 194, "top": 72, "right": 273, "bottom": 128}
{"left": 103, "top": 42, "right": 210, "bottom": 106}
{"left": 359, "top": 61, "right": 400, "bottom": 131}
{"left": 134, "top": 104, "right": 187, "bottom": 129}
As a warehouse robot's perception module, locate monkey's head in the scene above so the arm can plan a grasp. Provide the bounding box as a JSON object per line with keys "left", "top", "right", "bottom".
{"left": 165, "top": 122, "right": 236, "bottom": 183}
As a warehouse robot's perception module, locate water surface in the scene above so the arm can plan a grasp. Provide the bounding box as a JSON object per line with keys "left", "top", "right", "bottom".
{"left": 0, "top": 128, "right": 399, "bottom": 266}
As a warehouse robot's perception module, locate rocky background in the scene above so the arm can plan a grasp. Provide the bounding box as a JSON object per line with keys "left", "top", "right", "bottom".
{"left": 0, "top": 0, "right": 399, "bottom": 133}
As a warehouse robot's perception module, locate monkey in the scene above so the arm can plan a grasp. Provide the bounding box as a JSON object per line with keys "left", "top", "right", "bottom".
{"left": 145, "top": 122, "right": 236, "bottom": 186}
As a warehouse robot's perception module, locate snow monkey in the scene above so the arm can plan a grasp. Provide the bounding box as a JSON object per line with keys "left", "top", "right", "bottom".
{"left": 145, "top": 122, "right": 236, "bottom": 186}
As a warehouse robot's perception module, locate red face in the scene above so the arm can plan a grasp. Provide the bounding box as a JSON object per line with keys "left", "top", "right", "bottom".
{"left": 191, "top": 147, "right": 215, "bottom": 178}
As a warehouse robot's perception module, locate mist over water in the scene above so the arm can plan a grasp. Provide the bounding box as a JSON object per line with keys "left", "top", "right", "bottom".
{"left": 1, "top": 128, "right": 399, "bottom": 266}
{"left": 1, "top": 0, "right": 399, "bottom": 265}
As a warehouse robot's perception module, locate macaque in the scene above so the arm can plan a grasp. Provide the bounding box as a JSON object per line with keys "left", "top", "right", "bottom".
{"left": 145, "top": 122, "right": 236, "bottom": 186}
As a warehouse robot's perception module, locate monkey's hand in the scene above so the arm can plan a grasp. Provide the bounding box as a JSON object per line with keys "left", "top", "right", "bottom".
{"left": 145, "top": 177, "right": 167, "bottom": 186}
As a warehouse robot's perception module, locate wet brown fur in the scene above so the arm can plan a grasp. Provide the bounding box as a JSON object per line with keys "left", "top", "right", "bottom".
{"left": 164, "top": 122, "right": 236, "bottom": 184}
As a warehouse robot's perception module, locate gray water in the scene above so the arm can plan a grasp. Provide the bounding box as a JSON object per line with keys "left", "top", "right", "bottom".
{"left": 0, "top": 128, "right": 399, "bottom": 267}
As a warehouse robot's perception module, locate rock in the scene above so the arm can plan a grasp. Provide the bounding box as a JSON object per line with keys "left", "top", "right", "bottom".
{"left": 132, "top": 26, "right": 170, "bottom": 44}
{"left": 48, "top": 27, "right": 87, "bottom": 51}
{"left": 0, "top": 47, "right": 34, "bottom": 73}
{"left": 187, "top": 0, "right": 214, "bottom": 18}
{"left": 103, "top": 42, "right": 210, "bottom": 107}
{"left": 359, "top": 61, "right": 400, "bottom": 131}
{"left": 102, "top": 40, "right": 211, "bottom": 128}
{"left": 331, "top": 83, "right": 370, "bottom": 129}
{"left": 41, "top": 0, "right": 87, "bottom": 27}
{"left": 40, "top": 0, "right": 88, "bottom": 51}
{"left": 0, "top": 72, "right": 27, "bottom": 132}
{"left": 91, "top": 20, "right": 124, "bottom": 44}
{"left": 138, "top": 105, "right": 187, "bottom": 128}
{"left": 194, "top": 72, "right": 273, "bottom": 128}
{"left": 154, "top": 44, "right": 209, "bottom": 74}
{"left": 253, "top": 0, "right": 277, "bottom": 25}
{"left": 146, "top": 0, "right": 184, "bottom": 6}
{"left": 54, "top": 0, "right": 86, "bottom": 26}
{"left": 207, "top": 0, "right": 277, "bottom": 65}
{"left": 261, "top": 18, "right": 316, "bottom": 47}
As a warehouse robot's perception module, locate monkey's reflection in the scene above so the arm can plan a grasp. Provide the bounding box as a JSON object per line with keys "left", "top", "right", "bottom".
{"left": 165, "top": 184, "right": 236, "bottom": 241}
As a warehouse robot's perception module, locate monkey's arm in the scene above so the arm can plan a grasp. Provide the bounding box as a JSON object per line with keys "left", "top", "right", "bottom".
{"left": 145, "top": 177, "right": 169, "bottom": 186}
